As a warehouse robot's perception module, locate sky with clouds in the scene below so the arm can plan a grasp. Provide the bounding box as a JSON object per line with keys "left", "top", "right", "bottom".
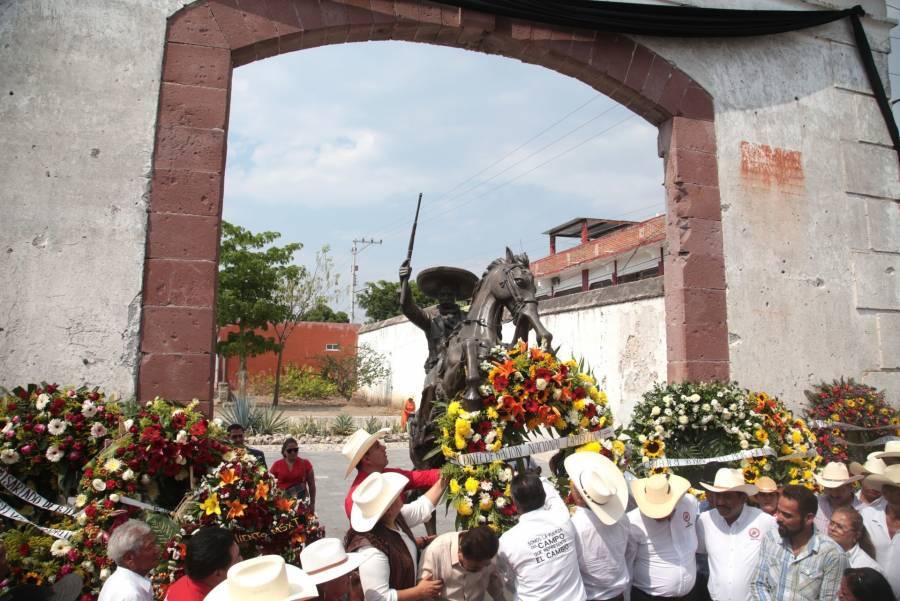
{"left": 223, "top": 41, "right": 665, "bottom": 319}
{"left": 223, "top": 16, "right": 900, "bottom": 320}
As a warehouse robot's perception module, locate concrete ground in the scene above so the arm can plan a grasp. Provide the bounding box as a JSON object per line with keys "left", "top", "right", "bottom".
{"left": 259, "top": 446, "right": 456, "bottom": 541}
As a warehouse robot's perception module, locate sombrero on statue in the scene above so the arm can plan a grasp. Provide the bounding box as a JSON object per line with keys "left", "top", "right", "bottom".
{"left": 416, "top": 266, "right": 478, "bottom": 300}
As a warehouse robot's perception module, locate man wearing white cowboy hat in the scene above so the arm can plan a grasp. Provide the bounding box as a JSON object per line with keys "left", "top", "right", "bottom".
{"left": 346, "top": 471, "right": 447, "bottom": 601}
{"left": 696, "top": 468, "right": 776, "bottom": 601}
{"left": 564, "top": 451, "right": 631, "bottom": 601}
{"left": 874, "top": 440, "right": 900, "bottom": 466}
{"left": 813, "top": 462, "right": 864, "bottom": 532}
{"left": 205, "top": 555, "right": 318, "bottom": 601}
{"left": 299, "top": 538, "right": 368, "bottom": 601}
{"left": 496, "top": 471, "right": 586, "bottom": 601}
{"left": 625, "top": 471, "right": 698, "bottom": 601}
{"left": 342, "top": 428, "right": 440, "bottom": 518}
{"left": 850, "top": 452, "right": 888, "bottom": 510}
{"left": 859, "top": 464, "right": 900, "bottom": 599}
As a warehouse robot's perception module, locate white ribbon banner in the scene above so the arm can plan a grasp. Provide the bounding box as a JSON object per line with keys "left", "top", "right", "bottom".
{"left": 0, "top": 468, "right": 78, "bottom": 517}
{"left": 809, "top": 420, "right": 900, "bottom": 432}
{"left": 120, "top": 495, "right": 170, "bottom": 514}
{"left": 0, "top": 498, "right": 75, "bottom": 540}
{"left": 646, "top": 446, "right": 775, "bottom": 469}
{"left": 453, "top": 426, "right": 616, "bottom": 466}
{"left": 835, "top": 435, "right": 900, "bottom": 447}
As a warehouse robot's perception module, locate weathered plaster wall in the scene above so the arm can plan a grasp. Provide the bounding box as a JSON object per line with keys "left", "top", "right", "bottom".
{"left": 0, "top": 0, "right": 896, "bottom": 408}
{"left": 359, "top": 278, "right": 666, "bottom": 424}
{"left": 637, "top": 8, "right": 900, "bottom": 405}
{"left": 0, "top": 0, "right": 183, "bottom": 395}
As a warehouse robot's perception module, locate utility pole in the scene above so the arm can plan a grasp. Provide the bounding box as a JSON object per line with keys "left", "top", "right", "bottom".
{"left": 350, "top": 237, "right": 382, "bottom": 323}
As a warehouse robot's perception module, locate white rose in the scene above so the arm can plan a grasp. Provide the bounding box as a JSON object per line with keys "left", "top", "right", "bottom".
{"left": 495, "top": 497, "right": 507, "bottom": 508}
{"left": 552, "top": 388, "right": 562, "bottom": 401}
{"left": 650, "top": 406, "right": 661, "bottom": 417}
{"left": 36, "top": 393, "right": 51, "bottom": 410}
{"left": 722, "top": 411, "right": 732, "bottom": 420}
{"left": 100, "top": 568, "right": 111, "bottom": 581}
{"left": 81, "top": 560, "right": 94, "bottom": 572}
{"left": 678, "top": 415, "right": 689, "bottom": 425}
{"left": 92, "top": 478, "right": 106, "bottom": 492}
{"left": 535, "top": 378, "right": 548, "bottom": 391}
{"left": 664, "top": 407, "right": 673, "bottom": 416}
{"left": 701, "top": 403, "right": 711, "bottom": 412}
{"left": 122, "top": 468, "right": 135, "bottom": 482}
{"left": 654, "top": 425, "right": 665, "bottom": 434}
{"left": 109, "top": 493, "right": 120, "bottom": 503}
{"left": 123, "top": 419, "right": 134, "bottom": 431}
{"left": 175, "top": 430, "right": 189, "bottom": 444}
{"left": 75, "top": 494, "right": 88, "bottom": 507}
{"left": 740, "top": 439, "right": 749, "bottom": 449}
{"left": 689, "top": 394, "right": 701, "bottom": 402}
{"left": 77, "top": 513, "right": 88, "bottom": 525}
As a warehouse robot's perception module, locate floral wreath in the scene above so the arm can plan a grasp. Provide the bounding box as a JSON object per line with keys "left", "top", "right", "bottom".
{"left": 804, "top": 378, "right": 900, "bottom": 463}
{"left": 626, "top": 381, "right": 820, "bottom": 495}
{"left": 437, "top": 341, "right": 621, "bottom": 532}
{"left": 155, "top": 452, "right": 323, "bottom": 597}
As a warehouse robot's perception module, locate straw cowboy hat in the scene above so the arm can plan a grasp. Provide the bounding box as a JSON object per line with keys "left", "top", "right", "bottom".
{"left": 701, "top": 468, "right": 759, "bottom": 496}
{"left": 850, "top": 452, "right": 887, "bottom": 477}
{"left": 206, "top": 555, "right": 318, "bottom": 601}
{"left": 630, "top": 472, "right": 691, "bottom": 519}
{"left": 342, "top": 427, "right": 391, "bottom": 477}
{"left": 754, "top": 476, "right": 778, "bottom": 494}
{"left": 865, "top": 464, "right": 900, "bottom": 491}
{"left": 350, "top": 471, "right": 409, "bottom": 533}
{"left": 814, "top": 462, "right": 865, "bottom": 489}
{"left": 300, "top": 538, "right": 368, "bottom": 586}
{"left": 874, "top": 440, "right": 900, "bottom": 460}
{"left": 564, "top": 451, "right": 628, "bottom": 525}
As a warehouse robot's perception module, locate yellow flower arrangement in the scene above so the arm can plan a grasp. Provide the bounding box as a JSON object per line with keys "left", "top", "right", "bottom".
{"left": 642, "top": 439, "right": 665, "bottom": 458}
{"left": 199, "top": 492, "right": 221, "bottom": 516}
{"left": 464, "top": 477, "right": 479, "bottom": 495}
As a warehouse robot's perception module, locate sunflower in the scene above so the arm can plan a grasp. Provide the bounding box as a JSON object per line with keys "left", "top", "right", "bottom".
{"left": 642, "top": 439, "right": 665, "bottom": 458}
{"left": 742, "top": 466, "right": 760, "bottom": 484}
{"left": 649, "top": 465, "right": 669, "bottom": 475}
{"left": 754, "top": 429, "right": 769, "bottom": 443}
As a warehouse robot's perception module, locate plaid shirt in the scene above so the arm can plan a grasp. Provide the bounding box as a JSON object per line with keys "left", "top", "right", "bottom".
{"left": 750, "top": 528, "right": 847, "bottom": 601}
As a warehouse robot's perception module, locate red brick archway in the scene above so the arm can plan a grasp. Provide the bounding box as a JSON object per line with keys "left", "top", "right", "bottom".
{"left": 139, "top": 0, "right": 728, "bottom": 410}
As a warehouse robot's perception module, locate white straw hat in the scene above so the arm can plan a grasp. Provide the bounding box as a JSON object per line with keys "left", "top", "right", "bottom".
{"left": 300, "top": 538, "right": 368, "bottom": 585}
{"left": 350, "top": 471, "right": 409, "bottom": 532}
{"left": 754, "top": 476, "right": 778, "bottom": 494}
{"left": 206, "top": 555, "right": 318, "bottom": 601}
{"left": 874, "top": 440, "right": 900, "bottom": 460}
{"left": 701, "top": 467, "right": 759, "bottom": 496}
{"left": 564, "top": 451, "right": 628, "bottom": 525}
{"left": 630, "top": 472, "right": 691, "bottom": 519}
{"left": 342, "top": 428, "right": 391, "bottom": 477}
{"left": 864, "top": 464, "right": 900, "bottom": 491}
{"left": 814, "top": 462, "right": 864, "bottom": 489}
{"left": 850, "top": 454, "right": 887, "bottom": 478}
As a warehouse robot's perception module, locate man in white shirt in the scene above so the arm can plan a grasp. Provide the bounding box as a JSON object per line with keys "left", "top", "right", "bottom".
{"left": 697, "top": 468, "right": 776, "bottom": 601}
{"left": 860, "top": 464, "right": 900, "bottom": 600}
{"left": 850, "top": 453, "right": 888, "bottom": 510}
{"left": 496, "top": 471, "right": 586, "bottom": 601}
{"left": 565, "top": 452, "right": 632, "bottom": 601}
{"left": 812, "top": 462, "right": 863, "bottom": 532}
{"left": 626, "top": 472, "right": 698, "bottom": 601}
{"left": 98, "top": 519, "right": 161, "bottom": 601}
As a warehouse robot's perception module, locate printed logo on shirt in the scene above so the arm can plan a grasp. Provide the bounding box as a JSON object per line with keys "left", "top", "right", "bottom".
{"left": 682, "top": 511, "right": 693, "bottom": 527}
{"left": 748, "top": 527, "right": 760, "bottom": 540}
{"left": 526, "top": 527, "right": 572, "bottom": 564}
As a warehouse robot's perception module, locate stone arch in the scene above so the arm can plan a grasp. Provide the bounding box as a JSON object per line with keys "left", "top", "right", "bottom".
{"left": 139, "top": 0, "right": 728, "bottom": 410}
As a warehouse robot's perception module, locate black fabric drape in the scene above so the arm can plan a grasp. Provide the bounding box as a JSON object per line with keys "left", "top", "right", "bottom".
{"left": 437, "top": 0, "right": 899, "bottom": 163}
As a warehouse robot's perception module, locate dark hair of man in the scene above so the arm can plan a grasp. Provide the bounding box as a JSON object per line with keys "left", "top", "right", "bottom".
{"left": 843, "top": 567, "right": 895, "bottom": 599}
{"left": 510, "top": 473, "right": 545, "bottom": 514}
{"left": 185, "top": 527, "right": 235, "bottom": 581}
{"left": 780, "top": 484, "right": 818, "bottom": 518}
{"left": 227, "top": 423, "right": 244, "bottom": 433}
{"left": 459, "top": 526, "right": 499, "bottom": 562}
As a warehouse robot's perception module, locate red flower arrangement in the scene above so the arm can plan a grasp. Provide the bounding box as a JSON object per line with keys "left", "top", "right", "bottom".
{"left": 804, "top": 378, "right": 899, "bottom": 463}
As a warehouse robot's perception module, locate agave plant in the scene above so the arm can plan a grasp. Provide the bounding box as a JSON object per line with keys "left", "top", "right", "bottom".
{"left": 218, "top": 396, "right": 253, "bottom": 430}
{"left": 331, "top": 414, "right": 355, "bottom": 436}
{"left": 364, "top": 416, "right": 382, "bottom": 434}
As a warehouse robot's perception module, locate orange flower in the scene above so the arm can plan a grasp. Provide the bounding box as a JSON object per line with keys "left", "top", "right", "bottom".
{"left": 219, "top": 468, "right": 237, "bottom": 485}
{"left": 255, "top": 481, "right": 270, "bottom": 501}
{"left": 529, "top": 348, "right": 545, "bottom": 362}
{"left": 275, "top": 497, "right": 294, "bottom": 512}
{"left": 492, "top": 360, "right": 517, "bottom": 378}
{"left": 226, "top": 499, "right": 246, "bottom": 519}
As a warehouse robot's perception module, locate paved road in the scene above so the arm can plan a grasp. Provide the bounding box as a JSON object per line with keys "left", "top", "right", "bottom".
{"left": 261, "top": 447, "right": 456, "bottom": 541}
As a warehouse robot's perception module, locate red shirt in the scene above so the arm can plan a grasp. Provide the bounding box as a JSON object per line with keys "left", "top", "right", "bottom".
{"left": 270, "top": 457, "right": 313, "bottom": 491}
{"left": 344, "top": 467, "right": 441, "bottom": 517}
{"left": 164, "top": 575, "right": 212, "bottom": 601}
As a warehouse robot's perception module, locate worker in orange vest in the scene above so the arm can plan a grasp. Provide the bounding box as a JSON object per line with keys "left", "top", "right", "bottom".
{"left": 400, "top": 398, "right": 416, "bottom": 431}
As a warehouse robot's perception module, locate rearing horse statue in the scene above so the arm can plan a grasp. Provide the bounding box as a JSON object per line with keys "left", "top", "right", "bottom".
{"left": 436, "top": 247, "right": 554, "bottom": 411}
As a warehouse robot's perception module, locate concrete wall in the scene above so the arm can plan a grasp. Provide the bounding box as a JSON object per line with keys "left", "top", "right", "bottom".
{"left": 359, "top": 278, "right": 666, "bottom": 424}
{"left": 0, "top": 0, "right": 897, "bottom": 408}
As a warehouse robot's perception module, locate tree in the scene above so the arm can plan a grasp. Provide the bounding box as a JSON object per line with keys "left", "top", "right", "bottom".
{"left": 356, "top": 279, "right": 435, "bottom": 323}
{"left": 217, "top": 221, "right": 301, "bottom": 399}
{"left": 302, "top": 303, "right": 349, "bottom": 323}
{"left": 270, "top": 246, "right": 341, "bottom": 406}
{"left": 317, "top": 343, "right": 391, "bottom": 401}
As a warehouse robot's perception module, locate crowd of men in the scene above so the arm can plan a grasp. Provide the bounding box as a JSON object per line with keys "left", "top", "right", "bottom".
{"left": 79, "top": 431, "right": 900, "bottom": 601}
